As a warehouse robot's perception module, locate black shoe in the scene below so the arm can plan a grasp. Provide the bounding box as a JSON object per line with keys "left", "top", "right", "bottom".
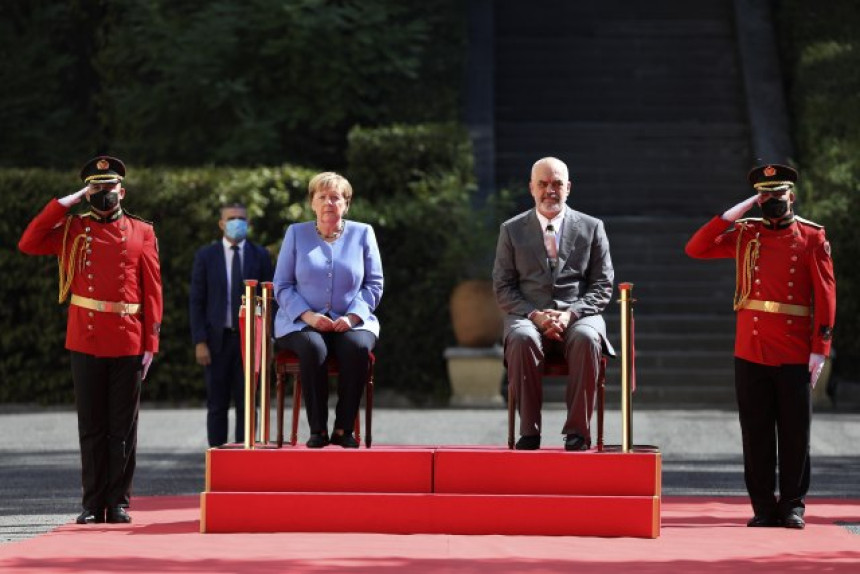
{"left": 564, "top": 434, "right": 590, "bottom": 451}
{"left": 106, "top": 507, "right": 131, "bottom": 524}
{"left": 747, "top": 515, "right": 782, "bottom": 527}
{"left": 75, "top": 509, "right": 104, "bottom": 524}
{"left": 306, "top": 433, "right": 329, "bottom": 448}
{"left": 515, "top": 435, "right": 541, "bottom": 450}
{"left": 782, "top": 511, "right": 805, "bottom": 529}
{"left": 331, "top": 432, "right": 359, "bottom": 448}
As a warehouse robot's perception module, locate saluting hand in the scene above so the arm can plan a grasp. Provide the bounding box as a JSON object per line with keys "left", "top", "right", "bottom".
{"left": 58, "top": 186, "right": 89, "bottom": 208}
{"left": 721, "top": 194, "right": 758, "bottom": 222}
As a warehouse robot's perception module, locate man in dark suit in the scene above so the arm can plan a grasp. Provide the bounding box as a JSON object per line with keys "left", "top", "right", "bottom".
{"left": 190, "top": 203, "right": 274, "bottom": 447}
{"left": 493, "top": 157, "right": 615, "bottom": 451}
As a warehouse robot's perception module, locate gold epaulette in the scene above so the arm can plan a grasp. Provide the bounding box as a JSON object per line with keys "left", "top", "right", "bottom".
{"left": 735, "top": 217, "right": 762, "bottom": 225}
{"left": 795, "top": 216, "right": 824, "bottom": 229}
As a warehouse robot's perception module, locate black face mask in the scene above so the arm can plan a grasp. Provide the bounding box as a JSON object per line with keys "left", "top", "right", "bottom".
{"left": 760, "top": 197, "right": 789, "bottom": 219}
{"left": 88, "top": 190, "right": 120, "bottom": 212}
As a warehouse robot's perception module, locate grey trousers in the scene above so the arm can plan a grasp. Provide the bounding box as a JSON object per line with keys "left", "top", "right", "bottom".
{"left": 504, "top": 316, "right": 604, "bottom": 441}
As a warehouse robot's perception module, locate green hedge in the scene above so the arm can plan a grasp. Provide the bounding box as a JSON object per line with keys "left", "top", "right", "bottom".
{"left": 0, "top": 124, "right": 501, "bottom": 405}
{"left": 778, "top": 1, "right": 860, "bottom": 377}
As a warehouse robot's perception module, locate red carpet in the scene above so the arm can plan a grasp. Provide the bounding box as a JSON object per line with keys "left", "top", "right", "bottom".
{"left": 1, "top": 496, "right": 858, "bottom": 573}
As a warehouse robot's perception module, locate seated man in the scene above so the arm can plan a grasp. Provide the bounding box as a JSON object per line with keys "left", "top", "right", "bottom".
{"left": 493, "top": 157, "right": 615, "bottom": 451}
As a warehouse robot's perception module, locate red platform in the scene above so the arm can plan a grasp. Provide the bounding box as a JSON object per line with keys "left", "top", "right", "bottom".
{"left": 201, "top": 445, "right": 661, "bottom": 538}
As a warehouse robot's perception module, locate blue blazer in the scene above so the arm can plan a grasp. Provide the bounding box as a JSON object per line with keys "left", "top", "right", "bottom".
{"left": 273, "top": 220, "right": 383, "bottom": 338}
{"left": 189, "top": 239, "right": 274, "bottom": 353}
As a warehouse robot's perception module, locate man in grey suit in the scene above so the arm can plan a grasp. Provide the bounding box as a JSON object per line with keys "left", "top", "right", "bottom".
{"left": 493, "top": 157, "right": 615, "bottom": 451}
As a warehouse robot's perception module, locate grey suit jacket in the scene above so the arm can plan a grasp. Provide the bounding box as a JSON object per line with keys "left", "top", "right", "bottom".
{"left": 492, "top": 207, "right": 615, "bottom": 355}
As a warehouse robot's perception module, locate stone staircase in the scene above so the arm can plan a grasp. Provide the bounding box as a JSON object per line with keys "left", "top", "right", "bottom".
{"left": 490, "top": 0, "right": 754, "bottom": 405}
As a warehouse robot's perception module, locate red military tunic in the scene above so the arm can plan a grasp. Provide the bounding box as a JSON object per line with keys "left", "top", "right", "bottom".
{"left": 685, "top": 215, "right": 835, "bottom": 366}
{"left": 18, "top": 199, "right": 162, "bottom": 357}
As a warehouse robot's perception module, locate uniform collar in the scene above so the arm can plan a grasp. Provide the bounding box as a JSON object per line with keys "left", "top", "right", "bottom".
{"left": 761, "top": 213, "right": 796, "bottom": 230}
{"left": 86, "top": 208, "right": 124, "bottom": 223}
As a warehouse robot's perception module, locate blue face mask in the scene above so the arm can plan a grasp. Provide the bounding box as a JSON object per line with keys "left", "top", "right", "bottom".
{"left": 225, "top": 218, "right": 248, "bottom": 242}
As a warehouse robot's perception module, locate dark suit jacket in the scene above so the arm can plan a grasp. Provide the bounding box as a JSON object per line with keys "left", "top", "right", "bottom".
{"left": 190, "top": 239, "right": 274, "bottom": 354}
{"left": 492, "top": 207, "right": 615, "bottom": 355}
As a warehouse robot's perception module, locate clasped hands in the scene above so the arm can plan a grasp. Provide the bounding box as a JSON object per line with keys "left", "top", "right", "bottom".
{"left": 531, "top": 309, "right": 573, "bottom": 341}
{"left": 302, "top": 311, "right": 359, "bottom": 333}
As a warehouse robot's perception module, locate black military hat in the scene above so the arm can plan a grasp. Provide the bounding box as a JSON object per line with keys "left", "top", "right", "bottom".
{"left": 80, "top": 155, "right": 126, "bottom": 184}
{"left": 748, "top": 163, "right": 798, "bottom": 191}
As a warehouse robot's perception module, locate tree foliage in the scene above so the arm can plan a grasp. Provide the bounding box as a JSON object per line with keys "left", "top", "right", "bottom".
{"left": 0, "top": 0, "right": 465, "bottom": 169}
{"left": 778, "top": 0, "right": 860, "bottom": 376}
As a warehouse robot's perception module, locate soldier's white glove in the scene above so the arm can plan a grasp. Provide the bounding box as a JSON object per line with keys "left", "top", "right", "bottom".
{"left": 58, "top": 186, "right": 89, "bottom": 207}
{"left": 721, "top": 194, "right": 759, "bottom": 222}
{"left": 142, "top": 351, "right": 154, "bottom": 381}
{"left": 809, "top": 353, "right": 826, "bottom": 388}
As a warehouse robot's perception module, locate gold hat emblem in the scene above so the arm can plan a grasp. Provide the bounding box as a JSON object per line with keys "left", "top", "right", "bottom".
{"left": 96, "top": 159, "right": 109, "bottom": 170}
{"left": 763, "top": 165, "right": 776, "bottom": 177}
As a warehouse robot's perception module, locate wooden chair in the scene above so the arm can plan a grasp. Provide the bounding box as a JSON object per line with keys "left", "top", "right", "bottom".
{"left": 507, "top": 353, "right": 608, "bottom": 451}
{"left": 274, "top": 350, "right": 375, "bottom": 448}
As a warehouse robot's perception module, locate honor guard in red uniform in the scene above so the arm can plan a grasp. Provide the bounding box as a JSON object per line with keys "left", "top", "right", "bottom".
{"left": 18, "top": 156, "right": 163, "bottom": 526}
{"left": 686, "top": 163, "right": 836, "bottom": 530}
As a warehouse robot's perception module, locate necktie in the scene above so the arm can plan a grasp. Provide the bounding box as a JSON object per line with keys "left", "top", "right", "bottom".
{"left": 230, "top": 245, "right": 242, "bottom": 327}
{"left": 544, "top": 224, "right": 558, "bottom": 269}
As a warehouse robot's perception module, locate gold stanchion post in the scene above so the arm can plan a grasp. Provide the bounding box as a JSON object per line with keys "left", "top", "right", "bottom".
{"left": 243, "top": 280, "right": 258, "bottom": 449}
{"left": 259, "top": 282, "right": 274, "bottom": 445}
{"left": 618, "top": 282, "right": 635, "bottom": 453}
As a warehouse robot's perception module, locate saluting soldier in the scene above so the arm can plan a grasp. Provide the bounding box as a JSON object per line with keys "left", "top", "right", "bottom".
{"left": 18, "top": 156, "right": 163, "bottom": 525}
{"left": 685, "top": 163, "right": 836, "bottom": 530}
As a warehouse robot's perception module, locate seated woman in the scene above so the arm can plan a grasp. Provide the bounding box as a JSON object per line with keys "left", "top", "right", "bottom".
{"left": 272, "top": 172, "right": 383, "bottom": 448}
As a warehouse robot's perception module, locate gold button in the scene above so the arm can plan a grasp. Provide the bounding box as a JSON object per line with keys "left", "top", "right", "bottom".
{"left": 788, "top": 282, "right": 794, "bottom": 287}
{"left": 790, "top": 268, "right": 796, "bottom": 274}
{"left": 791, "top": 255, "right": 798, "bottom": 261}
{"left": 85, "top": 227, "right": 91, "bottom": 232}
{"left": 753, "top": 330, "right": 759, "bottom": 335}
{"left": 86, "top": 249, "right": 92, "bottom": 254}
{"left": 788, "top": 295, "right": 794, "bottom": 301}
{"left": 87, "top": 325, "right": 94, "bottom": 330}
{"left": 787, "top": 319, "right": 793, "bottom": 325}
{"left": 121, "top": 236, "right": 127, "bottom": 242}
{"left": 87, "top": 286, "right": 94, "bottom": 292}
{"left": 753, "top": 316, "right": 759, "bottom": 322}
{"left": 86, "top": 236, "right": 92, "bottom": 242}
{"left": 88, "top": 312, "right": 94, "bottom": 318}
{"left": 754, "top": 266, "right": 759, "bottom": 271}
{"left": 755, "top": 291, "right": 761, "bottom": 297}
{"left": 88, "top": 274, "right": 94, "bottom": 280}
{"left": 755, "top": 279, "right": 761, "bottom": 285}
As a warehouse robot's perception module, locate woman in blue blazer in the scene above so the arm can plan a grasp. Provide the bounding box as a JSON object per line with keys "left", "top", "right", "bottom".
{"left": 272, "top": 172, "right": 383, "bottom": 448}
